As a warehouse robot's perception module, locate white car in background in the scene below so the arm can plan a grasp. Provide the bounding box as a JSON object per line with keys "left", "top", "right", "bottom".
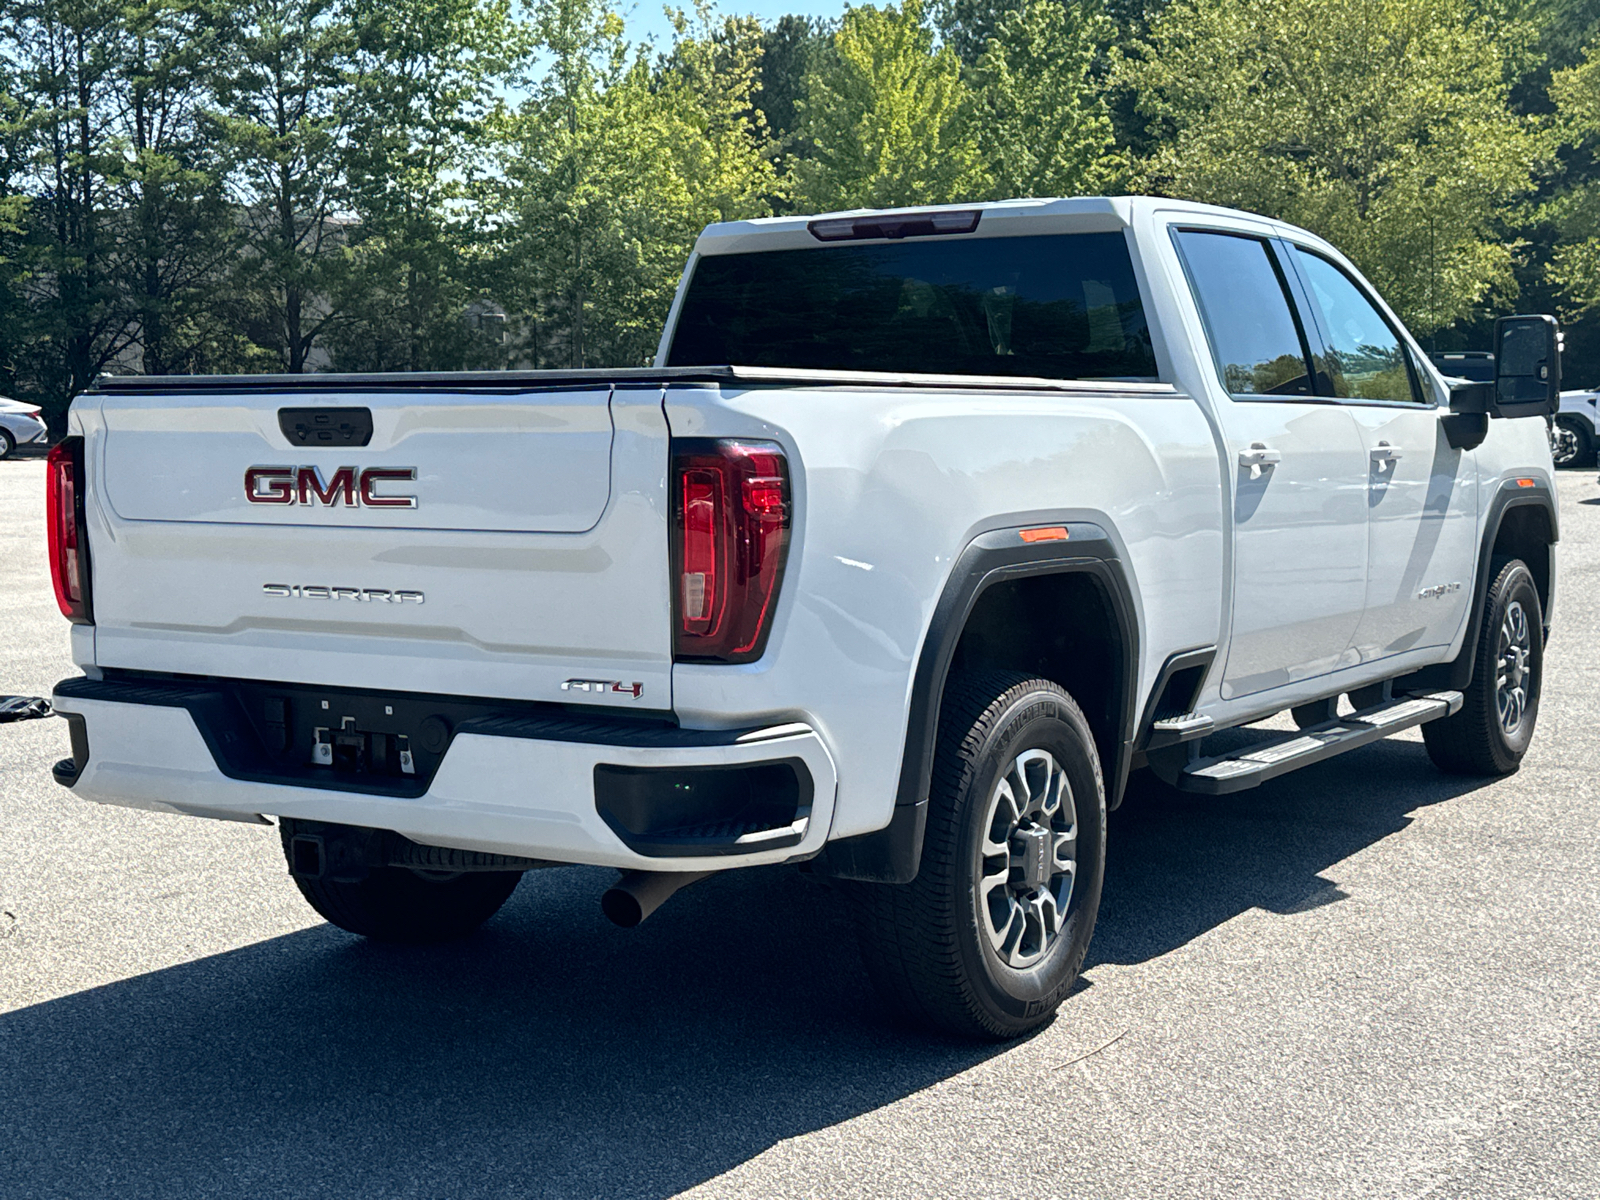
{"left": 0, "top": 396, "right": 49, "bottom": 459}
{"left": 1555, "top": 387, "right": 1599, "bottom": 467}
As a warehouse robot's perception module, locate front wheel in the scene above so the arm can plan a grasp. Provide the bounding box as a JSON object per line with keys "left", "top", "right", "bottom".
{"left": 848, "top": 672, "right": 1106, "bottom": 1040}
{"left": 1423, "top": 558, "right": 1544, "bottom": 776}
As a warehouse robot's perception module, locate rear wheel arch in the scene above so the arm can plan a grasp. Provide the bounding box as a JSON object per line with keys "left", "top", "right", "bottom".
{"left": 820, "top": 521, "right": 1139, "bottom": 884}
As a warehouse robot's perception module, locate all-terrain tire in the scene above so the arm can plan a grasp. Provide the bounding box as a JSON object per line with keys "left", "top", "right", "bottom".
{"left": 280, "top": 824, "right": 521, "bottom": 943}
{"left": 1422, "top": 558, "right": 1544, "bottom": 776}
{"left": 847, "top": 672, "right": 1106, "bottom": 1041}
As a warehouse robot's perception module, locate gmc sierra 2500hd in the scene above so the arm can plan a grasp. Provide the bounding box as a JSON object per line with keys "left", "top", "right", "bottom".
{"left": 47, "top": 197, "right": 1561, "bottom": 1039}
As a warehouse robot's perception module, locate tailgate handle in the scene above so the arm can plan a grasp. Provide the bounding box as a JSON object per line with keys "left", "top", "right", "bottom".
{"left": 278, "top": 407, "right": 374, "bottom": 448}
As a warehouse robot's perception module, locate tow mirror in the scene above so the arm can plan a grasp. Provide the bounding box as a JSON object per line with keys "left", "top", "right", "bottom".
{"left": 1445, "top": 314, "right": 1561, "bottom": 449}
{"left": 1492, "top": 314, "right": 1561, "bottom": 417}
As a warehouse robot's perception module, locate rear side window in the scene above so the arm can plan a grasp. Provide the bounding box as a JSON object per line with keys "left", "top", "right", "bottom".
{"left": 1173, "top": 230, "right": 1313, "bottom": 397}
{"left": 667, "top": 232, "right": 1157, "bottom": 380}
{"left": 1290, "top": 248, "right": 1422, "bottom": 404}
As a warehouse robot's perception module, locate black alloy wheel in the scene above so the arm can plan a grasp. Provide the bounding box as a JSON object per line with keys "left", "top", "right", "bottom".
{"left": 848, "top": 672, "right": 1107, "bottom": 1040}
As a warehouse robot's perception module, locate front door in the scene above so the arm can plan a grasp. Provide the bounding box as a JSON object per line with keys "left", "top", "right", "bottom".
{"left": 1285, "top": 247, "right": 1478, "bottom": 662}
{"left": 1173, "top": 229, "right": 1370, "bottom": 700}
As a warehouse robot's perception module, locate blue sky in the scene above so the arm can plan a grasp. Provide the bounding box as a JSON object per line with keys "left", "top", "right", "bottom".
{"left": 620, "top": 0, "right": 850, "bottom": 49}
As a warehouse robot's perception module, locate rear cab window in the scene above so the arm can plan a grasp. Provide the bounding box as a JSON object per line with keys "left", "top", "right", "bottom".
{"left": 667, "top": 232, "right": 1158, "bottom": 381}
{"left": 1171, "top": 229, "right": 1316, "bottom": 399}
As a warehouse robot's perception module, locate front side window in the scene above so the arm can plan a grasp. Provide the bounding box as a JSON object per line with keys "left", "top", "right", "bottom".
{"left": 667, "top": 232, "right": 1157, "bottom": 380}
{"left": 1291, "top": 248, "right": 1421, "bottom": 404}
{"left": 1173, "top": 230, "right": 1313, "bottom": 397}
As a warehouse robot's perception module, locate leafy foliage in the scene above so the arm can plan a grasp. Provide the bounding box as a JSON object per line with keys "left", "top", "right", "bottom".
{"left": 974, "top": 0, "right": 1121, "bottom": 200}
{"left": 0, "top": 0, "right": 1596, "bottom": 409}
{"left": 791, "top": 0, "right": 988, "bottom": 211}
{"left": 1547, "top": 41, "right": 1600, "bottom": 318}
{"left": 1121, "top": 0, "right": 1547, "bottom": 334}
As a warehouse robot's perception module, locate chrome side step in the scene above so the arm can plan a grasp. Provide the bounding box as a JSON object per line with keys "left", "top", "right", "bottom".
{"left": 1163, "top": 692, "right": 1464, "bottom": 796}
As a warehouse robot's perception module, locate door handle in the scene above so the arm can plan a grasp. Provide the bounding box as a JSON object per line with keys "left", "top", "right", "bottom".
{"left": 1370, "top": 442, "right": 1402, "bottom": 467}
{"left": 1238, "top": 443, "right": 1282, "bottom": 478}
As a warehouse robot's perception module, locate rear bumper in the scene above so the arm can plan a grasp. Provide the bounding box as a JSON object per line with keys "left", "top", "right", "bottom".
{"left": 50, "top": 677, "right": 837, "bottom": 872}
{"left": 3, "top": 416, "right": 48, "bottom": 444}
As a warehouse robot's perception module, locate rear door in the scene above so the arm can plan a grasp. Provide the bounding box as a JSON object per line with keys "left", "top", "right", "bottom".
{"left": 1173, "top": 228, "right": 1370, "bottom": 699}
{"left": 84, "top": 381, "right": 676, "bottom": 709}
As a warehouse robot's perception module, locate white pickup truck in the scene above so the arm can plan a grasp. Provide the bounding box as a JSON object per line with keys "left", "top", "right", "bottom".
{"left": 47, "top": 197, "right": 1562, "bottom": 1039}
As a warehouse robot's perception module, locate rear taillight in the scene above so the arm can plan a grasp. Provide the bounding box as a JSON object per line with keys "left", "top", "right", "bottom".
{"left": 47, "top": 437, "right": 92, "bottom": 623}
{"left": 672, "top": 439, "right": 790, "bottom": 663}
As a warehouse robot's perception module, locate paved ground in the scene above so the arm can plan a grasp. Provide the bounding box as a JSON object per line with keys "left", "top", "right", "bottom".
{"left": 2, "top": 456, "right": 1597, "bottom": 1200}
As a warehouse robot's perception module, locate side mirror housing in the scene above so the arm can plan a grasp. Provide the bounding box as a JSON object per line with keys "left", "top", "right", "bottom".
{"left": 1447, "top": 314, "right": 1561, "bottom": 435}
{"left": 1492, "top": 314, "right": 1562, "bottom": 417}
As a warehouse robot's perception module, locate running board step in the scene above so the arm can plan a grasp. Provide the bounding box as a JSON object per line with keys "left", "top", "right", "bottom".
{"left": 1169, "top": 692, "right": 1464, "bottom": 795}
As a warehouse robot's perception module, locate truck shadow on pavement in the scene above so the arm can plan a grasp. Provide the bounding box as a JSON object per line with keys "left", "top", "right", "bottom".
{"left": 0, "top": 736, "right": 1490, "bottom": 1200}
{"left": 1092, "top": 733, "right": 1491, "bottom": 967}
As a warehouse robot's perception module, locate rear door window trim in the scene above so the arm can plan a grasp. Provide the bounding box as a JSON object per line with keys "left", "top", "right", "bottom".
{"left": 1169, "top": 224, "right": 1333, "bottom": 405}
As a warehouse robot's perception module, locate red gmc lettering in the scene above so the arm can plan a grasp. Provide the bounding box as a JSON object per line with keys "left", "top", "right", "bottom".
{"left": 297, "top": 466, "right": 356, "bottom": 506}
{"left": 244, "top": 467, "right": 296, "bottom": 504}
{"left": 359, "top": 468, "right": 419, "bottom": 509}
{"left": 245, "top": 465, "right": 418, "bottom": 508}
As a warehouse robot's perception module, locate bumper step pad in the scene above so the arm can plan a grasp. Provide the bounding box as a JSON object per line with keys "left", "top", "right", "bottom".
{"left": 1162, "top": 692, "right": 1464, "bottom": 795}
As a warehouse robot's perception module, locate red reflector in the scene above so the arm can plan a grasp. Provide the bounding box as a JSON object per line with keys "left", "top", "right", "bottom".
{"left": 1020, "top": 526, "right": 1070, "bottom": 543}
{"left": 672, "top": 440, "right": 791, "bottom": 663}
{"left": 47, "top": 438, "right": 93, "bottom": 624}
{"left": 1516, "top": 478, "right": 1535, "bottom": 488}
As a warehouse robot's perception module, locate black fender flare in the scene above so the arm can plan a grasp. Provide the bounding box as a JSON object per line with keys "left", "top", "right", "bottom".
{"left": 1401, "top": 477, "right": 1558, "bottom": 694}
{"left": 819, "top": 521, "right": 1139, "bottom": 884}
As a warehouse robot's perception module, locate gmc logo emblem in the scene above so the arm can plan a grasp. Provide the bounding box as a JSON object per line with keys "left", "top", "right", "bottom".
{"left": 245, "top": 466, "right": 418, "bottom": 509}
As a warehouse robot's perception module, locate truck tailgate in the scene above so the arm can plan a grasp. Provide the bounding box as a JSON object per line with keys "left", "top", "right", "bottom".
{"left": 80, "top": 383, "right": 675, "bottom": 710}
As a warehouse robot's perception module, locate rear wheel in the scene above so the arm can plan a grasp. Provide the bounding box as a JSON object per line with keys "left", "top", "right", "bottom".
{"left": 848, "top": 672, "right": 1106, "bottom": 1040}
{"left": 1423, "top": 558, "right": 1543, "bottom": 776}
{"left": 280, "top": 824, "right": 521, "bottom": 943}
{"left": 0, "top": 430, "right": 14, "bottom": 460}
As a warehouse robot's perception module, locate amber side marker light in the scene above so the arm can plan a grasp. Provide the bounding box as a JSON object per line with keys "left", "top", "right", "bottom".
{"left": 1020, "top": 526, "right": 1070, "bottom": 543}
{"left": 1516, "top": 478, "right": 1536, "bottom": 488}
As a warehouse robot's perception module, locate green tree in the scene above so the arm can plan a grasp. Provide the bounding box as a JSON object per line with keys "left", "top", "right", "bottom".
{"left": 1547, "top": 41, "right": 1600, "bottom": 318}
{"left": 326, "top": 0, "right": 526, "bottom": 371}
{"left": 973, "top": 0, "right": 1122, "bottom": 199}
{"left": 791, "top": 0, "right": 989, "bottom": 212}
{"left": 0, "top": 59, "right": 37, "bottom": 398}
{"left": 115, "top": 0, "right": 253, "bottom": 376}
{"left": 930, "top": 0, "right": 1021, "bottom": 65}
{"left": 504, "top": 0, "right": 773, "bottom": 367}
{"left": 1120, "top": 0, "right": 1546, "bottom": 334}
{"left": 662, "top": 8, "right": 782, "bottom": 225}
{"left": 755, "top": 13, "right": 829, "bottom": 153}
{"left": 209, "top": 0, "right": 357, "bottom": 371}
{"left": 3, "top": 0, "right": 139, "bottom": 421}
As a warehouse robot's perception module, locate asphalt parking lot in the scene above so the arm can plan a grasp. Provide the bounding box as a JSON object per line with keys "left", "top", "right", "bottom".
{"left": 2, "top": 456, "right": 1598, "bottom": 1200}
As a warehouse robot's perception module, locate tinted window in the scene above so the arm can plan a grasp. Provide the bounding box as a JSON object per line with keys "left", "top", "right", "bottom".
{"left": 1292, "top": 248, "right": 1420, "bottom": 403}
{"left": 668, "top": 232, "right": 1157, "bottom": 380}
{"left": 1174, "top": 230, "right": 1313, "bottom": 397}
